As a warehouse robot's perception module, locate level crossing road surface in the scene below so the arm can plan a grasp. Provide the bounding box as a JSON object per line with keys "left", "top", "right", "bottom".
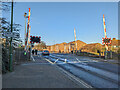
{"left": 40, "top": 53, "right": 120, "bottom": 88}
{"left": 2, "top": 53, "right": 120, "bottom": 88}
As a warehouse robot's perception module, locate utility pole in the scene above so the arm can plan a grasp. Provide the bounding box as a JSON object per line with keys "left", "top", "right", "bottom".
{"left": 9, "top": 0, "right": 13, "bottom": 72}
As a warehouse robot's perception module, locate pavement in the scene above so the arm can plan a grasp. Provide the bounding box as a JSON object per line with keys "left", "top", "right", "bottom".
{"left": 2, "top": 55, "right": 83, "bottom": 88}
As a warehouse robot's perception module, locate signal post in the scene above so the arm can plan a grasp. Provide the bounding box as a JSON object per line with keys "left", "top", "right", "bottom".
{"left": 102, "top": 14, "right": 112, "bottom": 59}
{"left": 30, "top": 36, "right": 41, "bottom": 60}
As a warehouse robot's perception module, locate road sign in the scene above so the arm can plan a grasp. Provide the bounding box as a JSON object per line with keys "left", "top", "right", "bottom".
{"left": 12, "top": 32, "right": 20, "bottom": 38}
{"left": 102, "top": 38, "right": 111, "bottom": 45}
{"left": 3, "top": 32, "right": 20, "bottom": 38}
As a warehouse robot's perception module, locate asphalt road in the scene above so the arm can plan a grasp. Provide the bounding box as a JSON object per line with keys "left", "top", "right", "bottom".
{"left": 41, "top": 53, "right": 120, "bottom": 88}
{"left": 2, "top": 53, "right": 87, "bottom": 88}
{"left": 2, "top": 52, "right": 120, "bottom": 88}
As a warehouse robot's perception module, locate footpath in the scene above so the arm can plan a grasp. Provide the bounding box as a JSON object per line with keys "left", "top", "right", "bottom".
{"left": 2, "top": 55, "right": 83, "bottom": 88}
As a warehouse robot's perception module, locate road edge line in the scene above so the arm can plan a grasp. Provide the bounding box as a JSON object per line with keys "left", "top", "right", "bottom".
{"left": 55, "top": 65, "right": 93, "bottom": 88}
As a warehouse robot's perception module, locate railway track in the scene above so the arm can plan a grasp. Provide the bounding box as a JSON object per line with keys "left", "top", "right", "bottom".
{"left": 50, "top": 54, "right": 119, "bottom": 74}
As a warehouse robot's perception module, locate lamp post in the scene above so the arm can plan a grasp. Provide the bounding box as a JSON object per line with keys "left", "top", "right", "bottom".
{"left": 9, "top": 0, "right": 13, "bottom": 72}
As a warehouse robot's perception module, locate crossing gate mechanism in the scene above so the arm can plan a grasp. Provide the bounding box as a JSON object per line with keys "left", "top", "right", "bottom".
{"left": 102, "top": 14, "right": 111, "bottom": 50}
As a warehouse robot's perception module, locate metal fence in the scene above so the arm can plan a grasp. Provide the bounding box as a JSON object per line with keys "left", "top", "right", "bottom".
{"left": 2, "top": 46, "right": 30, "bottom": 73}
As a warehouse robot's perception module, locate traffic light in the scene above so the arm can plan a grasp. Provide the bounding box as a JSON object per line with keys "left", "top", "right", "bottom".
{"left": 102, "top": 38, "right": 111, "bottom": 45}
{"left": 31, "top": 37, "right": 40, "bottom": 42}
{"left": 30, "top": 36, "right": 41, "bottom": 43}
{"left": 24, "top": 52, "right": 27, "bottom": 55}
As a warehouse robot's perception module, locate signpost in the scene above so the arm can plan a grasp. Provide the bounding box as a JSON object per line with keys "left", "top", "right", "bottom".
{"left": 3, "top": 32, "right": 20, "bottom": 38}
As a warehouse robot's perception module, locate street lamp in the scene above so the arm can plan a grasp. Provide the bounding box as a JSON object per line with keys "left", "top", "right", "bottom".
{"left": 9, "top": 0, "right": 13, "bottom": 72}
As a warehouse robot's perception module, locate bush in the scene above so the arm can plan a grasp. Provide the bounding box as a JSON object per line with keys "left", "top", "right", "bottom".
{"left": 117, "top": 48, "right": 120, "bottom": 54}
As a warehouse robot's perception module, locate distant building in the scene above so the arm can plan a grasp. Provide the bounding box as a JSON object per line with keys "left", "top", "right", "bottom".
{"left": 47, "top": 40, "right": 86, "bottom": 53}
{"left": 111, "top": 38, "right": 120, "bottom": 52}
{"left": 81, "top": 43, "right": 103, "bottom": 53}
{"left": 46, "top": 46, "right": 51, "bottom": 52}
{"left": 46, "top": 38, "right": 120, "bottom": 53}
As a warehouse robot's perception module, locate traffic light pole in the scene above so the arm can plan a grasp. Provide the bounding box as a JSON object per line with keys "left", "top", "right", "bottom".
{"left": 104, "top": 45, "right": 107, "bottom": 59}
{"left": 29, "top": 37, "right": 32, "bottom": 61}
{"left": 9, "top": 0, "right": 13, "bottom": 72}
{"left": 30, "top": 43, "right": 32, "bottom": 60}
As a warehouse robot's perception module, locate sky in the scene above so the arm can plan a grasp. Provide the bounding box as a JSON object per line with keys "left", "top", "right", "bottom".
{"left": 3, "top": 2, "right": 118, "bottom": 45}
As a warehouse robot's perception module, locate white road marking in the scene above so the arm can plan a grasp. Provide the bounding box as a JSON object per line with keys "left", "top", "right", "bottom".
{"left": 67, "top": 61, "right": 79, "bottom": 64}
{"left": 54, "top": 59, "right": 59, "bottom": 64}
{"left": 90, "top": 59, "right": 99, "bottom": 62}
{"left": 75, "top": 57, "right": 81, "bottom": 62}
{"left": 56, "top": 65, "right": 93, "bottom": 88}
{"left": 64, "top": 59, "right": 67, "bottom": 63}
{"left": 75, "top": 57, "right": 98, "bottom": 63}
{"left": 21, "top": 63, "right": 51, "bottom": 66}
{"left": 76, "top": 58, "right": 80, "bottom": 61}
{"left": 31, "top": 55, "right": 35, "bottom": 61}
{"left": 44, "top": 58, "right": 54, "bottom": 64}
{"left": 50, "top": 55, "right": 98, "bottom": 64}
{"left": 56, "top": 63, "right": 66, "bottom": 64}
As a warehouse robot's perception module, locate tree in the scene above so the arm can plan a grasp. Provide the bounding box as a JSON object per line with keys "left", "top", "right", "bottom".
{"left": 1, "top": 17, "right": 22, "bottom": 49}
{"left": 117, "top": 47, "right": 120, "bottom": 54}
{"left": 34, "top": 41, "right": 47, "bottom": 50}
{"left": 0, "top": 1, "right": 22, "bottom": 48}
{"left": 0, "top": 1, "right": 11, "bottom": 11}
{"left": 1, "top": 1, "right": 22, "bottom": 73}
{"left": 92, "top": 47, "right": 97, "bottom": 52}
